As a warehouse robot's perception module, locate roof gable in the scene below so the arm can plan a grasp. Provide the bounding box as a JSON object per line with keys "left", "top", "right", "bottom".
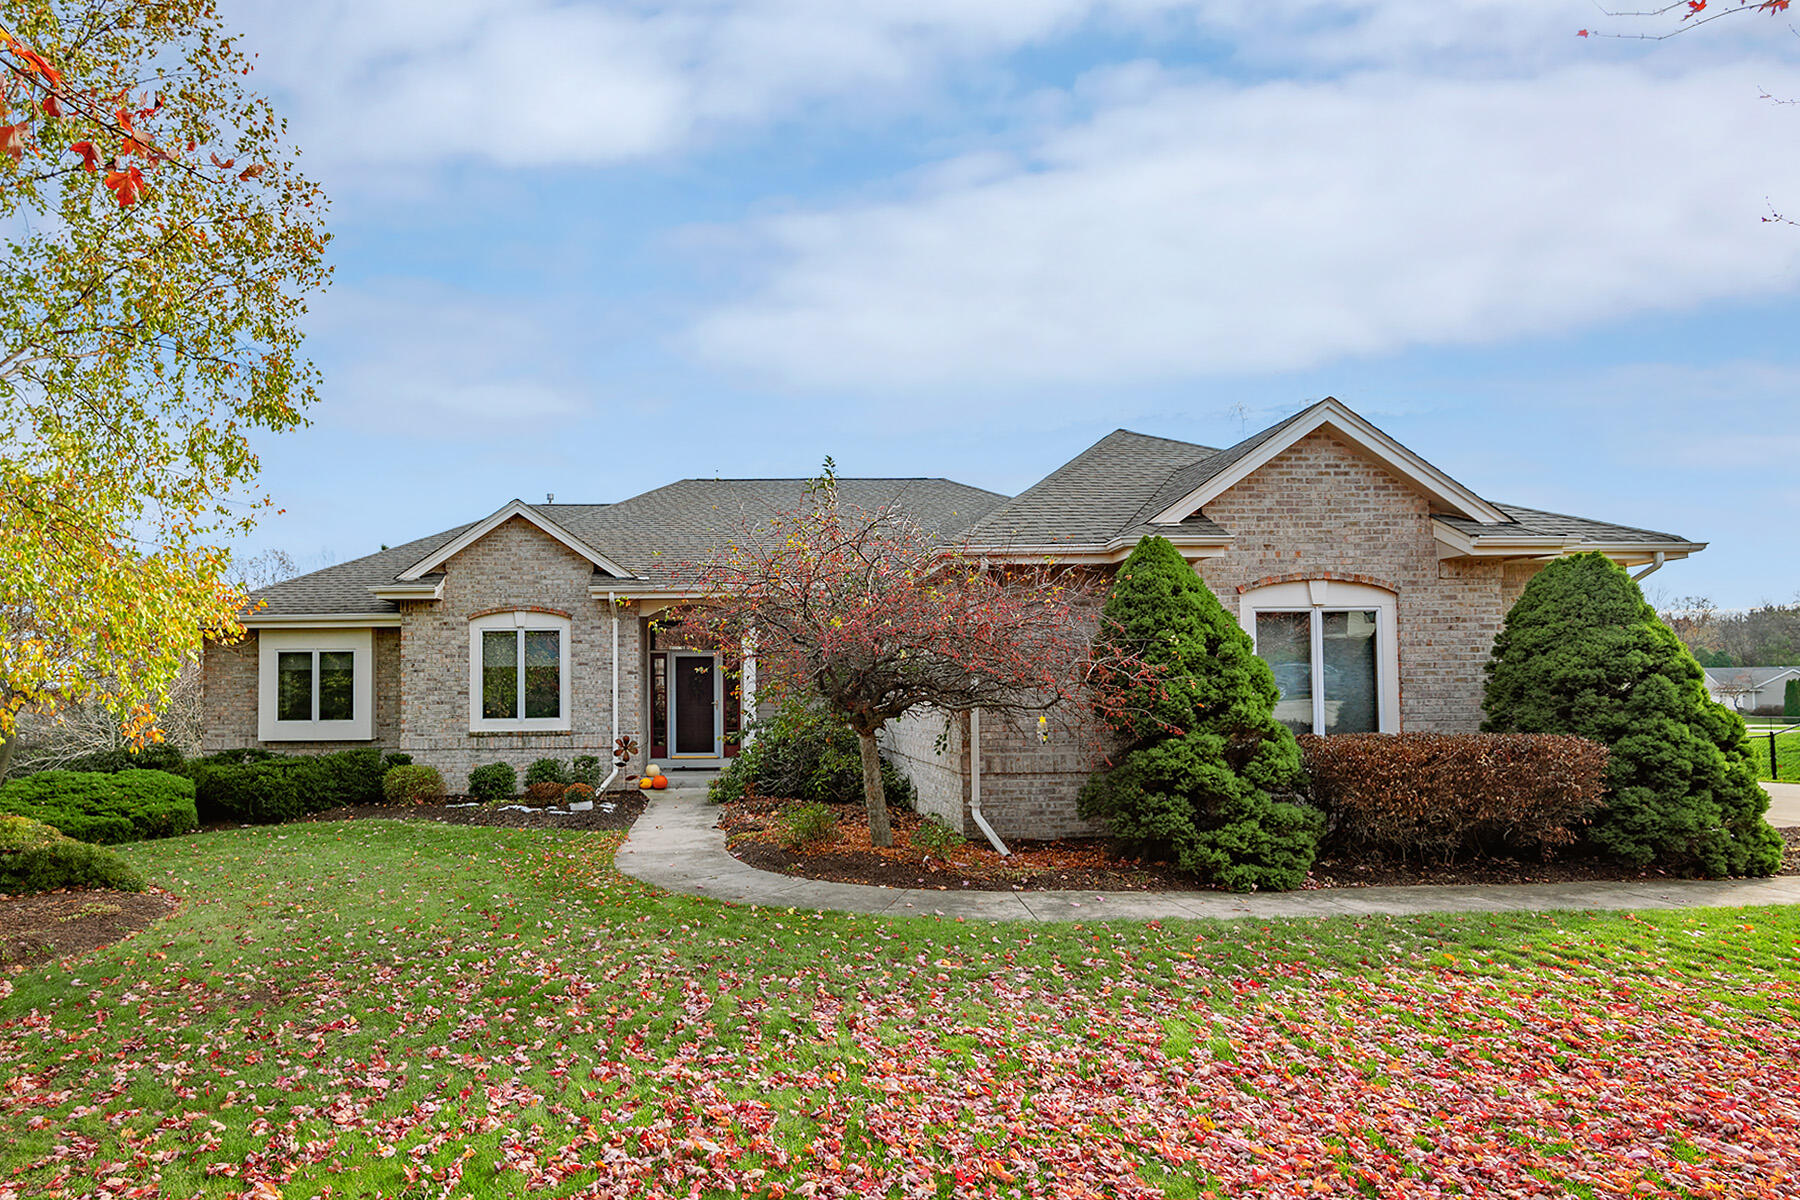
{"left": 397, "top": 499, "right": 633, "bottom": 581}
{"left": 1147, "top": 398, "right": 1511, "bottom": 526}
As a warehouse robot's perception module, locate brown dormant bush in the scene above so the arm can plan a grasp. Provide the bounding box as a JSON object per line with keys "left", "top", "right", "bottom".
{"left": 1298, "top": 733, "right": 1608, "bottom": 863}
{"left": 524, "top": 781, "right": 568, "bottom": 804}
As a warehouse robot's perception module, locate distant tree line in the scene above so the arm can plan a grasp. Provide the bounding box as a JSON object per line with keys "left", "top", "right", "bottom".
{"left": 1657, "top": 594, "right": 1800, "bottom": 667}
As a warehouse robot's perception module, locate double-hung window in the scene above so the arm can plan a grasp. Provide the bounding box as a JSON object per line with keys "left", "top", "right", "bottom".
{"left": 1241, "top": 580, "right": 1399, "bottom": 736}
{"left": 469, "top": 612, "right": 571, "bottom": 732}
{"left": 258, "top": 629, "right": 375, "bottom": 741}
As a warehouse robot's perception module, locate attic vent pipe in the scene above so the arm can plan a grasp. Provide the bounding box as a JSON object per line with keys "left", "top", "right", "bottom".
{"left": 546, "top": 492, "right": 554, "bottom": 504}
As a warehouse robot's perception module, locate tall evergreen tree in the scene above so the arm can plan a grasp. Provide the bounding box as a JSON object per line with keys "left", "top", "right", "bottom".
{"left": 1484, "top": 552, "right": 1781, "bottom": 876}
{"left": 1079, "top": 536, "right": 1321, "bottom": 891}
{"left": 1785, "top": 678, "right": 1800, "bottom": 720}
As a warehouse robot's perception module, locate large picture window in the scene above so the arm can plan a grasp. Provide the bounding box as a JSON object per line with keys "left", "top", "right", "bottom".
{"left": 257, "top": 629, "right": 375, "bottom": 741}
{"left": 468, "top": 611, "right": 572, "bottom": 732}
{"left": 1241, "top": 580, "right": 1399, "bottom": 736}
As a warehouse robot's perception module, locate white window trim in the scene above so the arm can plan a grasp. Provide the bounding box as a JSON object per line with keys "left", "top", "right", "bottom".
{"left": 468, "top": 611, "right": 573, "bottom": 733}
{"left": 1240, "top": 579, "right": 1400, "bottom": 734}
{"left": 258, "top": 628, "right": 375, "bottom": 742}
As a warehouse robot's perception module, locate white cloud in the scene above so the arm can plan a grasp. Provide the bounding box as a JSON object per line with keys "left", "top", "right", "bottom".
{"left": 688, "top": 62, "right": 1800, "bottom": 390}
{"left": 308, "top": 282, "right": 590, "bottom": 433}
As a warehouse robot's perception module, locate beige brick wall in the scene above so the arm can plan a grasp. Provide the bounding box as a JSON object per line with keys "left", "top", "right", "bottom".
{"left": 881, "top": 707, "right": 967, "bottom": 829}
{"left": 397, "top": 517, "right": 643, "bottom": 791}
{"left": 1195, "top": 428, "right": 1508, "bottom": 733}
{"left": 201, "top": 628, "right": 402, "bottom": 753}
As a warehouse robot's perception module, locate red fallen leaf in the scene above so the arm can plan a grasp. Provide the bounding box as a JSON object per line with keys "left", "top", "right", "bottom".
{"left": 0, "top": 123, "right": 24, "bottom": 163}
{"left": 68, "top": 141, "right": 100, "bottom": 171}
{"left": 104, "top": 166, "right": 144, "bottom": 206}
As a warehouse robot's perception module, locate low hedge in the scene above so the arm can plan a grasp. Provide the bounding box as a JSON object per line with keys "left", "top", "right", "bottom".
{"left": 0, "top": 769, "right": 198, "bottom": 844}
{"left": 468, "top": 763, "right": 517, "bottom": 802}
{"left": 1300, "top": 733, "right": 1608, "bottom": 863}
{"left": 181, "top": 748, "right": 387, "bottom": 824}
{"left": 382, "top": 765, "right": 446, "bottom": 805}
{"left": 0, "top": 815, "right": 146, "bottom": 894}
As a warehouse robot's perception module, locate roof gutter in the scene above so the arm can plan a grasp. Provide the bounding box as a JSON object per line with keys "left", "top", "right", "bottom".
{"left": 1630, "top": 551, "right": 1666, "bottom": 582}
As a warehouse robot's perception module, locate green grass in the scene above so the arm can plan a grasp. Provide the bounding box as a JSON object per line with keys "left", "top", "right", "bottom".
{"left": 3, "top": 821, "right": 1799, "bottom": 1197}
{"left": 1742, "top": 724, "right": 1800, "bottom": 781}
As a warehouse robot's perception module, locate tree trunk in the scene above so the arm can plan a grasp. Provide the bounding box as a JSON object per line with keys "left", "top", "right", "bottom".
{"left": 857, "top": 727, "right": 892, "bottom": 848}
{"left": 0, "top": 731, "right": 14, "bottom": 783}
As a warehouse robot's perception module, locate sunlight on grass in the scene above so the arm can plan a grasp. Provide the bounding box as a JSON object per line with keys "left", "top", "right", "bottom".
{"left": 2, "top": 820, "right": 1797, "bottom": 1197}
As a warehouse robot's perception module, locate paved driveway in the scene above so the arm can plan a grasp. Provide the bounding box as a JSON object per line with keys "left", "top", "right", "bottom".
{"left": 1764, "top": 781, "right": 1800, "bottom": 828}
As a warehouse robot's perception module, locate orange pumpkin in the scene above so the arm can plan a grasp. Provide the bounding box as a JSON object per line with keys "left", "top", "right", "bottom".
{"left": 651, "top": 775, "right": 669, "bottom": 789}
{"left": 638, "top": 776, "right": 653, "bottom": 790}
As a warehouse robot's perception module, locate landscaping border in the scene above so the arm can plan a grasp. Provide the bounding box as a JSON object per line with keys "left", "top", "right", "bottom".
{"left": 616, "top": 792, "right": 1800, "bottom": 921}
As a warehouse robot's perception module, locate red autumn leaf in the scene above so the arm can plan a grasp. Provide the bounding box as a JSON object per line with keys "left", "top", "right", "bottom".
{"left": 104, "top": 166, "right": 144, "bottom": 206}
{"left": 68, "top": 140, "right": 100, "bottom": 172}
{"left": 237, "top": 162, "right": 266, "bottom": 181}
{"left": 1576, "top": 28, "right": 1589, "bottom": 36}
{"left": 15, "top": 47, "right": 62, "bottom": 86}
{"left": 210, "top": 152, "right": 236, "bottom": 170}
{"left": 0, "top": 123, "right": 25, "bottom": 163}
{"left": 40, "top": 93, "right": 62, "bottom": 117}
{"left": 1683, "top": 0, "right": 1705, "bottom": 16}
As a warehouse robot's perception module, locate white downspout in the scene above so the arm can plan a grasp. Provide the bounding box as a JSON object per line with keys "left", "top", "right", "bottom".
{"left": 1630, "top": 551, "right": 1666, "bottom": 583}
{"left": 600, "top": 593, "right": 622, "bottom": 793}
{"left": 967, "top": 707, "right": 1010, "bottom": 856}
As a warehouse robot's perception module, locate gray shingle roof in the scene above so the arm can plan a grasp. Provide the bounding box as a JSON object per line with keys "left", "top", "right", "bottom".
{"left": 963, "top": 430, "right": 1224, "bottom": 547}
{"left": 1435, "top": 505, "right": 1697, "bottom": 547}
{"left": 1705, "top": 666, "right": 1800, "bottom": 691}
{"left": 247, "top": 479, "right": 1004, "bottom": 616}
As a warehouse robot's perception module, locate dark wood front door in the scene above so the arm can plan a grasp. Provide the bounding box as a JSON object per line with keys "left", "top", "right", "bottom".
{"left": 672, "top": 654, "right": 717, "bottom": 755}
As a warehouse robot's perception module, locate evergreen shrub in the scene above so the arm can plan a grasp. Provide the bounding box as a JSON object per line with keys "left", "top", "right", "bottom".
{"left": 1483, "top": 552, "right": 1782, "bottom": 876}
{"left": 467, "top": 762, "right": 517, "bottom": 802}
{"left": 1078, "top": 535, "right": 1322, "bottom": 891}
{"left": 381, "top": 765, "right": 446, "bottom": 804}
{"left": 0, "top": 816, "right": 146, "bottom": 894}
{"left": 0, "top": 769, "right": 198, "bottom": 844}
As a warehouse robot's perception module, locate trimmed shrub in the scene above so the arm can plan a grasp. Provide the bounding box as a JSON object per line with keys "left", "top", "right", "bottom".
{"left": 382, "top": 765, "right": 446, "bottom": 805}
{"left": 180, "top": 748, "right": 387, "bottom": 824}
{"left": 572, "top": 755, "right": 603, "bottom": 787}
{"left": 0, "top": 769, "right": 198, "bottom": 844}
{"left": 1300, "top": 733, "right": 1608, "bottom": 862}
{"left": 709, "top": 698, "right": 916, "bottom": 810}
{"left": 524, "top": 758, "right": 568, "bottom": 787}
{"left": 1484, "top": 552, "right": 1783, "bottom": 876}
{"left": 524, "top": 780, "right": 567, "bottom": 803}
{"left": 0, "top": 816, "right": 146, "bottom": 894}
{"left": 777, "top": 800, "right": 837, "bottom": 847}
{"left": 1078, "top": 536, "right": 1322, "bottom": 891}
{"left": 911, "top": 815, "right": 966, "bottom": 853}
{"left": 468, "top": 762, "right": 517, "bottom": 802}
{"left": 47, "top": 743, "right": 186, "bottom": 776}
{"left": 383, "top": 752, "right": 415, "bottom": 770}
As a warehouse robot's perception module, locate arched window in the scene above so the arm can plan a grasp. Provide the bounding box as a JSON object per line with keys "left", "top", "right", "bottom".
{"left": 468, "top": 611, "right": 572, "bottom": 733}
{"left": 1239, "top": 580, "right": 1399, "bottom": 736}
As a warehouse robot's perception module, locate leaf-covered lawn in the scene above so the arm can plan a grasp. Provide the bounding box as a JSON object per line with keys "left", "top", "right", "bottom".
{"left": 4, "top": 822, "right": 1799, "bottom": 1199}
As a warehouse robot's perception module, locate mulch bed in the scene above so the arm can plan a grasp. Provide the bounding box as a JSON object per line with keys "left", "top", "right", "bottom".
{"left": 722, "top": 796, "right": 1800, "bottom": 893}
{"left": 0, "top": 888, "right": 179, "bottom": 970}
{"left": 298, "top": 793, "right": 647, "bottom": 831}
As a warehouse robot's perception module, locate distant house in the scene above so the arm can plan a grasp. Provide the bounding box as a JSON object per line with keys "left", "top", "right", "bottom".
{"left": 1703, "top": 667, "right": 1800, "bottom": 715}
{"left": 202, "top": 398, "right": 1705, "bottom": 839}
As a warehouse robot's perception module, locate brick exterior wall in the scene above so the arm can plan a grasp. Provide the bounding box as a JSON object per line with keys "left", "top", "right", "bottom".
{"left": 889, "top": 429, "right": 1549, "bottom": 841}
{"left": 396, "top": 517, "right": 643, "bottom": 791}
{"left": 881, "top": 708, "right": 966, "bottom": 830}
{"left": 201, "top": 628, "right": 402, "bottom": 753}
{"left": 200, "top": 517, "right": 647, "bottom": 791}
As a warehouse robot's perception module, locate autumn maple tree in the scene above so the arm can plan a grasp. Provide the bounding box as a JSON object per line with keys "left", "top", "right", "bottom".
{"left": 677, "top": 465, "right": 1141, "bottom": 847}
{"left": 0, "top": 2, "right": 329, "bottom": 754}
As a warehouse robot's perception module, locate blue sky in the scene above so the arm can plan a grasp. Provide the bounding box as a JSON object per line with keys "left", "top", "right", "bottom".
{"left": 224, "top": 0, "right": 1800, "bottom": 608}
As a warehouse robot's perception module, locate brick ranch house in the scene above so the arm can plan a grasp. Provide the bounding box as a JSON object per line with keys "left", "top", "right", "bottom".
{"left": 203, "top": 398, "right": 1702, "bottom": 839}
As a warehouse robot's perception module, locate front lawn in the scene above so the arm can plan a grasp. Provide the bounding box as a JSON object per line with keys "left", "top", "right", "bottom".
{"left": 1742, "top": 723, "right": 1800, "bottom": 782}
{"left": 4, "top": 821, "right": 1799, "bottom": 1197}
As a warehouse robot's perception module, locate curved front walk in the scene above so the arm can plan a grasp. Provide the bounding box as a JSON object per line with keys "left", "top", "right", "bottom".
{"left": 615, "top": 791, "right": 1800, "bottom": 922}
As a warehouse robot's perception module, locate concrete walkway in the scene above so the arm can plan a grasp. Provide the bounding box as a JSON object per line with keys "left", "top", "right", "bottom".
{"left": 615, "top": 791, "right": 1800, "bottom": 922}
{"left": 1764, "top": 781, "right": 1800, "bottom": 827}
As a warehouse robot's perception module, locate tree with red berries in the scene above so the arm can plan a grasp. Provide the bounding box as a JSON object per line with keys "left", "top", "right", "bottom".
{"left": 676, "top": 464, "right": 1155, "bottom": 847}
{"left": 0, "top": 3, "right": 329, "bottom": 749}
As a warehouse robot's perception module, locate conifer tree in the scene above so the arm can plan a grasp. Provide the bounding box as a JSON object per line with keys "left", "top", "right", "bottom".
{"left": 1079, "top": 536, "right": 1321, "bottom": 891}
{"left": 1484, "top": 552, "right": 1781, "bottom": 876}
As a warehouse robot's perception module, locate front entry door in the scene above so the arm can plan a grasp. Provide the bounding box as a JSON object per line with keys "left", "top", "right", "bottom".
{"left": 670, "top": 654, "right": 720, "bottom": 756}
